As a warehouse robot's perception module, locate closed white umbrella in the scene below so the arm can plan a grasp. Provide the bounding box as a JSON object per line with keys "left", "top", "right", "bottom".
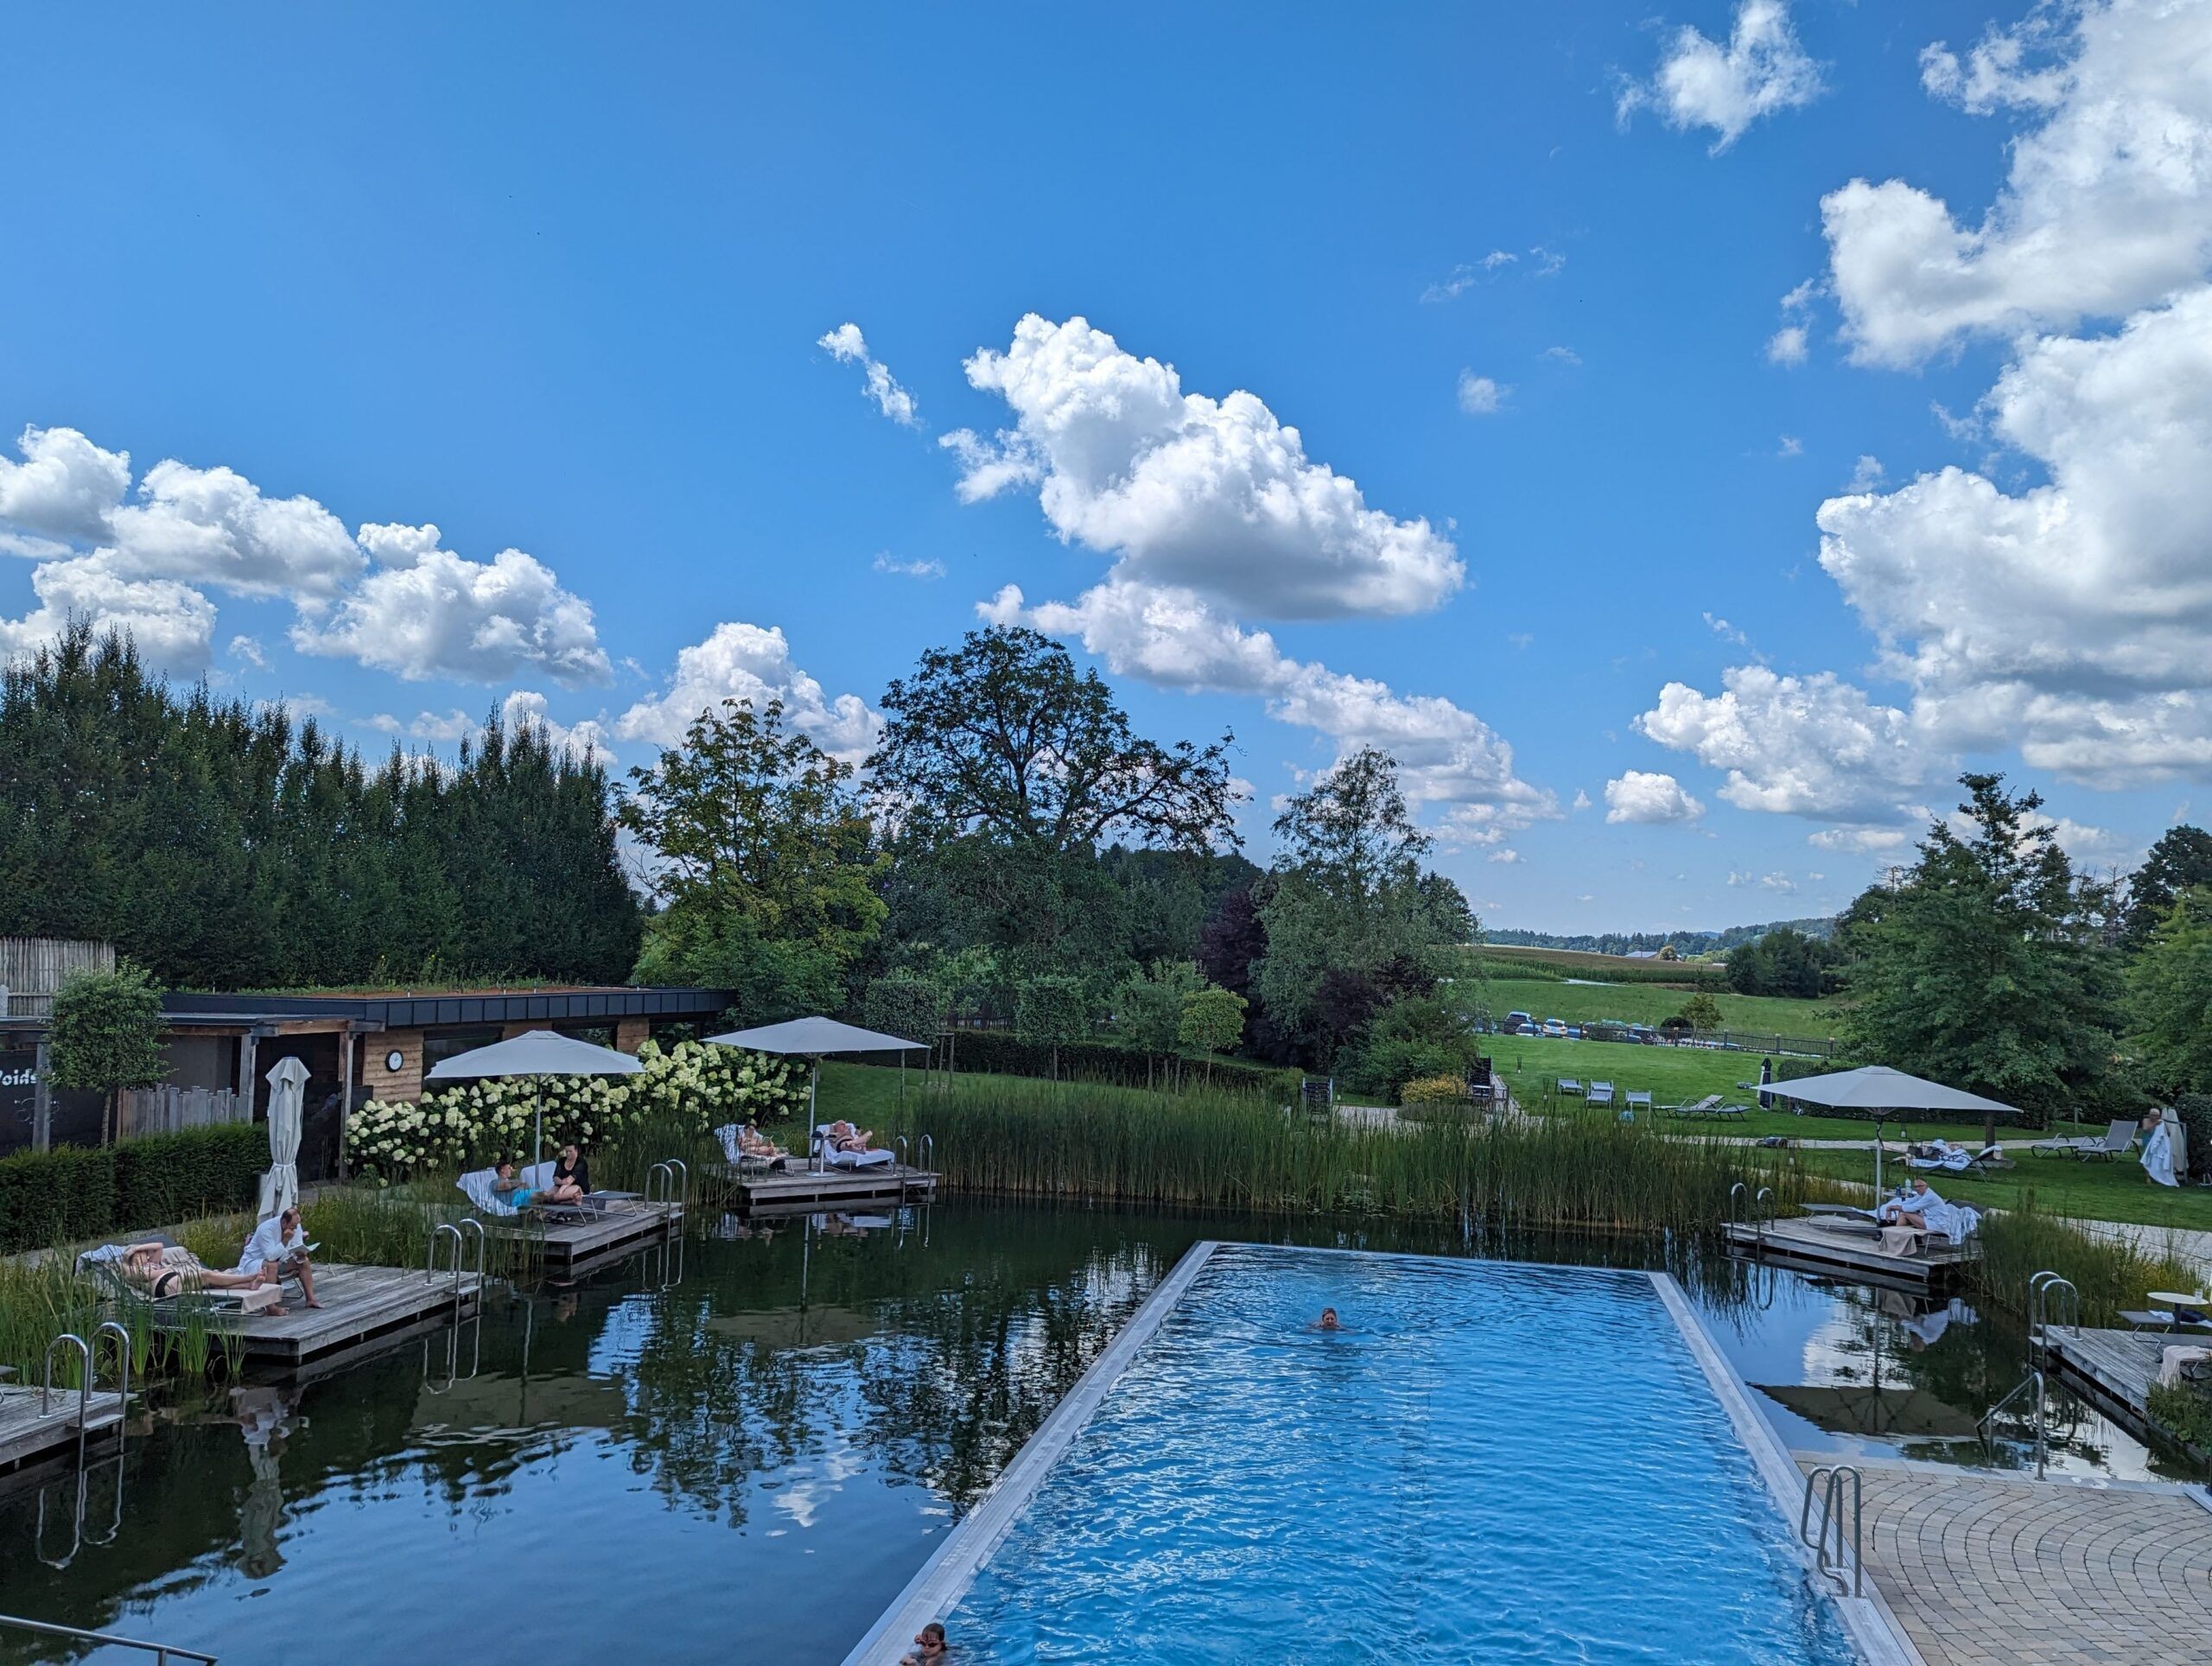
{"left": 257, "top": 1055, "right": 308, "bottom": 1220}
{"left": 705, "top": 1017, "right": 925, "bottom": 1173}
{"left": 426, "top": 1029, "right": 645, "bottom": 1167}
{"left": 1770, "top": 1065, "right": 2021, "bottom": 1191}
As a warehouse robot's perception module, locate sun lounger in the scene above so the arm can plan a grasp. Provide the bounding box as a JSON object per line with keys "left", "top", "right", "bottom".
{"left": 2031, "top": 1118, "right": 2134, "bottom": 1160}
{"left": 1662, "top": 1095, "right": 1721, "bottom": 1119}
{"left": 1556, "top": 1078, "right": 1584, "bottom": 1097}
{"left": 1624, "top": 1090, "right": 1653, "bottom": 1113}
{"left": 1586, "top": 1083, "right": 1615, "bottom": 1110}
{"left": 812, "top": 1125, "right": 895, "bottom": 1169}
{"left": 1907, "top": 1143, "right": 2010, "bottom": 1174}
{"left": 79, "top": 1241, "right": 280, "bottom": 1314}
{"left": 1709, "top": 1102, "right": 1750, "bottom": 1121}
{"left": 456, "top": 1162, "right": 601, "bottom": 1222}
{"left": 713, "top": 1122, "right": 789, "bottom": 1173}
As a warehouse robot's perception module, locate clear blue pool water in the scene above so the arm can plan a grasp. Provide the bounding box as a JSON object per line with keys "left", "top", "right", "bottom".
{"left": 943, "top": 1245, "right": 1859, "bottom": 1663}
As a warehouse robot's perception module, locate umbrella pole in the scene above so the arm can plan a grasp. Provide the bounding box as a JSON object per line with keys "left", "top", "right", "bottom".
{"left": 810, "top": 1059, "right": 820, "bottom": 1173}
{"left": 1873, "top": 1116, "right": 1885, "bottom": 1194}
{"left": 533, "top": 1078, "right": 544, "bottom": 1171}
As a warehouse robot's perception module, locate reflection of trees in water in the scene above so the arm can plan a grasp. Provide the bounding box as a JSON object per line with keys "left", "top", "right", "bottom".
{"left": 613, "top": 1210, "right": 1182, "bottom": 1519}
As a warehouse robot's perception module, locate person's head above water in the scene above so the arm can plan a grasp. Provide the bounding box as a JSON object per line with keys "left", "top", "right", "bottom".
{"left": 1317, "top": 1307, "right": 1339, "bottom": 1331}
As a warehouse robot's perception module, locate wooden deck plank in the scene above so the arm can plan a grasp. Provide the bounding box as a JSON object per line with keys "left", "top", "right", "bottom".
{"left": 734, "top": 1165, "right": 938, "bottom": 1211}
{"left": 0, "top": 1385, "right": 125, "bottom": 1472}
{"left": 1725, "top": 1215, "right": 1977, "bottom": 1290}
{"left": 480, "top": 1199, "right": 684, "bottom": 1272}
{"left": 155, "top": 1262, "right": 482, "bottom": 1362}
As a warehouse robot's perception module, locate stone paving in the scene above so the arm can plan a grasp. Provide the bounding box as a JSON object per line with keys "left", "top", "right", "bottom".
{"left": 1801, "top": 1456, "right": 2212, "bottom": 1664}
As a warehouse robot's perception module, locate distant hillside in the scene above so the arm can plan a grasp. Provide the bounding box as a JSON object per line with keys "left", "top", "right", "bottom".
{"left": 1484, "top": 918, "right": 1836, "bottom": 956}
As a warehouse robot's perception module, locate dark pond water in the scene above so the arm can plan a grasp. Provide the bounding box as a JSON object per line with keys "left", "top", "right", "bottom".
{"left": 0, "top": 1202, "right": 2194, "bottom": 1663}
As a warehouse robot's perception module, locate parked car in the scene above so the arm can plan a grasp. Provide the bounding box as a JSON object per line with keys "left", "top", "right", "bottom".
{"left": 1503, "top": 1011, "right": 1535, "bottom": 1034}
{"left": 1627, "top": 1024, "right": 1660, "bottom": 1046}
{"left": 1541, "top": 1018, "right": 1569, "bottom": 1039}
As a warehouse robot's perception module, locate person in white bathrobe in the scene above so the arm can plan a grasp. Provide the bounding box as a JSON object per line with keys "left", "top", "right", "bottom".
{"left": 2140, "top": 1108, "right": 2180, "bottom": 1188}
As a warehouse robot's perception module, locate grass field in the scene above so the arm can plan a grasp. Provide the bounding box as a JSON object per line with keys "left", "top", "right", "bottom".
{"left": 1481, "top": 976, "right": 1847, "bottom": 1037}
{"left": 1485, "top": 1034, "right": 2101, "bottom": 1146}
{"left": 1793, "top": 1145, "right": 2212, "bottom": 1232}
{"left": 1471, "top": 944, "right": 1726, "bottom": 986}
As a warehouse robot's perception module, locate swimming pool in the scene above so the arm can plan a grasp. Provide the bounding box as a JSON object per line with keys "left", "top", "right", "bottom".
{"left": 855, "top": 1244, "right": 1871, "bottom": 1663}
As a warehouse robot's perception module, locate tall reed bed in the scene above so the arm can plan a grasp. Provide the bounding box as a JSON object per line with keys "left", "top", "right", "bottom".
{"left": 1975, "top": 1204, "right": 2196, "bottom": 1326}
{"left": 0, "top": 1254, "right": 240, "bottom": 1386}
{"left": 887, "top": 1079, "right": 1811, "bottom": 1231}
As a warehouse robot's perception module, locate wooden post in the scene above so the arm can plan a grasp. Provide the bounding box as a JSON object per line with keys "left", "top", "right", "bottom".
{"left": 32, "top": 1033, "right": 51, "bottom": 1152}
{"left": 338, "top": 1029, "right": 355, "bottom": 1182}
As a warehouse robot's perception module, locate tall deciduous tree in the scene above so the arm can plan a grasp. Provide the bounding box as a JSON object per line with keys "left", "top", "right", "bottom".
{"left": 2126, "top": 886, "right": 2212, "bottom": 1097}
{"left": 1840, "top": 773, "right": 2125, "bottom": 1123}
{"left": 2125, "top": 825, "right": 2212, "bottom": 951}
{"left": 620, "top": 697, "right": 887, "bottom": 1020}
{"left": 47, "top": 961, "right": 167, "bottom": 1144}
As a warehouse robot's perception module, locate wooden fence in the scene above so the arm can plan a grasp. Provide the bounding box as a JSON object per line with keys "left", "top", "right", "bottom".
{"left": 119, "top": 1085, "right": 250, "bottom": 1138}
{"left": 0, "top": 937, "right": 116, "bottom": 1017}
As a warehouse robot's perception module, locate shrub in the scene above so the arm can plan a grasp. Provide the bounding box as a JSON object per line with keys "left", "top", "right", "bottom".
{"left": 0, "top": 1122, "right": 265, "bottom": 1255}
{"left": 1400, "top": 1074, "right": 1470, "bottom": 1107}
{"left": 861, "top": 970, "right": 949, "bottom": 1044}
{"left": 346, "top": 1038, "right": 804, "bottom": 1181}
{"left": 2147, "top": 1382, "right": 2212, "bottom": 1456}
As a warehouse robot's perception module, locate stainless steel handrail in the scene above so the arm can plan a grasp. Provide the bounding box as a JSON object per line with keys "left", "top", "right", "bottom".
{"left": 1798, "top": 1465, "right": 1863, "bottom": 1596}
{"left": 918, "top": 1134, "right": 934, "bottom": 1173}
{"left": 0, "top": 1610, "right": 218, "bottom": 1662}
{"left": 1726, "top": 1181, "right": 1747, "bottom": 1230}
{"left": 92, "top": 1319, "right": 133, "bottom": 1450}
{"left": 1754, "top": 1185, "right": 1774, "bottom": 1219}
{"left": 664, "top": 1157, "right": 689, "bottom": 1211}
{"left": 455, "top": 1218, "right": 486, "bottom": 1295}
{"left": 2029, "top": 1272, "right": 2080, "bottom": 1364}
{"left": 426, "top": 1224, "right": 463, "bottom": 1305}
{"left": 1980, "top": 1368, "right": 2048, "bottom": 1478}
{"left": 41, "top": 1332, "right": 92, "bottom": 1473}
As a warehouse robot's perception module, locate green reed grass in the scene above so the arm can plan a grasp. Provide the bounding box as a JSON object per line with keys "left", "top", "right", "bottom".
{"left": 1975, "top": 1203, "right": 2196, "bottom": 1326}
{"left": 884, "top": 1078, "right": 1814, "bottom": 1231}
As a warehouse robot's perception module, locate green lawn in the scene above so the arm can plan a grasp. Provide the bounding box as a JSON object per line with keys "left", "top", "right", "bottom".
{"left": 1482, "top": 976, "right": 1847, "bottom": 1037}
{"left": 1793, "top": 1145, "right": 2212, "bottom": 1231}
{"left": 1488, "top": 1034, "right": 2095, "bottom": 1146}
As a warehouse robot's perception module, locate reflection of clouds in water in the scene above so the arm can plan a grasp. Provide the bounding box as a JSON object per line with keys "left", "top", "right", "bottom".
{"left": 772, "top": 1435, "right": 866, "bottom": 1529}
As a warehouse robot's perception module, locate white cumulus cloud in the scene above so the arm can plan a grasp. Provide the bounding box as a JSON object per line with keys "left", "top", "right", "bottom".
{"left": 944, "top": 314, "right": 1463, "bottom": 620}
{"left": 1456, "top": 372, "right": 1509, "bottom": 416}
{"left": 0, "top": 551, "right": 215, "bottom": 671}
{"left": 1822, "top": 0, "right": 2212, "bottom": 366}
{"left": 614, "top": 620, "right": 880, "bottom": 765}
{"left": 1603, "top": 770, "right": 1706, "bottom": 824}
{"left": 290, "top": 523, "right": 611, "bottom": 687}
{"left": 1620, "top": 0, "right": 1825, "bottom": 153}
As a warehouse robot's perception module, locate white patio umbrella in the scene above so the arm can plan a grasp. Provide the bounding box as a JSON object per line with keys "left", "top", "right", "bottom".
{"left": 705, "top": 1016, "right": 925, "bottom": 1173}
{"left": 1768, "top": 1065, "right": 2021, "bottom": 1192}
{"left": 257, "top": 1054, "right": 309, "bottom": 1220}
{"left": 425, "top": 1028, "right": 644, "bottom": 1167}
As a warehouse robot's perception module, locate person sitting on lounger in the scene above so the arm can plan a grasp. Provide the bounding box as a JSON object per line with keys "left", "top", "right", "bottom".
{"left": 826, "top": 1120, "right": 876, "bottom": 1154}
{"left": 118, "top": 1243, "right": 282, "bottom": 1306}
{"left": 548, "top": 1143, "right": 591, "bottom": 1205}
{"left": 238, "top": 1205, "right": 322, "bottom": 1309}
{"left": 1878, "top": 1178, "right": 1941, "bottom": 1227}
{"left": 492, "top": 1160, "right": 543, "bottom": 1209}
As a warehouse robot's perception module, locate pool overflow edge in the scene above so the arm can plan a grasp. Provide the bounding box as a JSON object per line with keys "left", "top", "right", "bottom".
{"left": 845, "top": 1243, "right": 1920, "bottom": 1666}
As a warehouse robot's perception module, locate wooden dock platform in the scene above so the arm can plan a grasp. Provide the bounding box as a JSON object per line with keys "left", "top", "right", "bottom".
{"left": 2043, "top": 1326, "right": 2209, "bottom": 1461}
{"left": 486, "top": 1199, "right": 684, "bottom": 1275}
{"left": 731, "top": 1164, "right": 938, "bottom": 1212}
{"left": 161, "top": 1262, "right": 482, "bottom": 1364}
{"left": 0, "top": 1384, "right": 125, "bottom": 1474}
{"left": 1725, "top": 1214, "right": 1979, "bottom": 1291}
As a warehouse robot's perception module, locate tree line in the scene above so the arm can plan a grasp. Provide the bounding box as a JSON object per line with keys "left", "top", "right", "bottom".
{"left": 0, "top": 626, "right": 640, "bottom": 989}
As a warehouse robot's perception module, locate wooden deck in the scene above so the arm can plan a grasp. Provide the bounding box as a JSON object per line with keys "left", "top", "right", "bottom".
{"left": 0, "top": 1384, "right": 125, "bottom": 1473}
{"left": 1725, "top": 1214, "right": 1980, "bottom": 1291}
{"left": 484, "top": 1199, "right": 684, "bottom": 1274}
{"left": 159, "top": 1262, "right": 482, "bottom": 1364}
{"left": 732, "top": 1164, "right": 938, "bottom": 1211}
{"left": 2043, "top": 1326, "right": 2209, "bottom": 1461}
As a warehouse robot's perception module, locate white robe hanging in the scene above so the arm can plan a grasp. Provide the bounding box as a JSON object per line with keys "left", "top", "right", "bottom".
{"left": 2142, "top": 1119, "right": 2179, "bottom": 1187}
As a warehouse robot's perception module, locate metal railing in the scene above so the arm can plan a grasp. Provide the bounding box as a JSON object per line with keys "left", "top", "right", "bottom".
{"left": 645, "top": 1157, "right": 689, "bottom": 1213}
{"left": 426, "top": 1223, "right": 466, "bottom": 1312}
{"left": 0, "top": 1612, "right": 216, "bottom": 1663}
{"left": 1798, "top": 1465, "right": 1863, "bottom": 1596}
{"left": 2030, "top": 1271, "right": 2080, "bottom": 1364}
{"left": 1980, "top": 1369, "right": 2048, "bottom": 1478}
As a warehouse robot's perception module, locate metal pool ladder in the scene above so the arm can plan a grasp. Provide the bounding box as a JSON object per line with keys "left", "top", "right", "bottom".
{"left": 1797, "top": 1464, "right": 1863, "bottom": 1596}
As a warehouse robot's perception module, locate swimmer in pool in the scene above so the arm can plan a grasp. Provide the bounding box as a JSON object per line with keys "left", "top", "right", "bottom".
{"left": 1313, "top": 1307, "right": 1341, "bottom": 1332}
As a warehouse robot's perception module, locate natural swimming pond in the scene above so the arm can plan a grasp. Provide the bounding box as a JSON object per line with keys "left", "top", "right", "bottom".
{"left": 0, "top": 1203, "right": 2190, "bottom": 1663}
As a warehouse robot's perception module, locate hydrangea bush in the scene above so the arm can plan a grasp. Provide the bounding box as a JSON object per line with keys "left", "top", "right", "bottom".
{"left": 349, "top": 1038, "right": 804, "bottom": 1182}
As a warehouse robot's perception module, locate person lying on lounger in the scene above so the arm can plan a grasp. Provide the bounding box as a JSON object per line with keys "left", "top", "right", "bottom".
{"left": 118, "top": 1243, "right": 283, "bottom": 1308}
{"left": 238, "top": 1205, "right": 323, "bottom": 1309}
{"left": 825, "top": 1120, "right": 876, "bottom": 1154}
{"left": 734, "top": 1125, "right": 790, "bottom": 1167}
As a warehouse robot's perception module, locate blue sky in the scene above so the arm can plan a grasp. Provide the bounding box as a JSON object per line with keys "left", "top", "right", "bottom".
{"left": 4, "top": 2, "right": 2207, "bottom": 932}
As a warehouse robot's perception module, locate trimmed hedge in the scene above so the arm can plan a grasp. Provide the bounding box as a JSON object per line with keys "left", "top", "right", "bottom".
{"left": 2174, "top": 1094, "right": 2212, "bottom": 1183}
{"left": 935, "top": 1030, "right": 1287, "bottom": 1094}
{"left": 0, "top": 1123, "right": 267, "bottom": 1255}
